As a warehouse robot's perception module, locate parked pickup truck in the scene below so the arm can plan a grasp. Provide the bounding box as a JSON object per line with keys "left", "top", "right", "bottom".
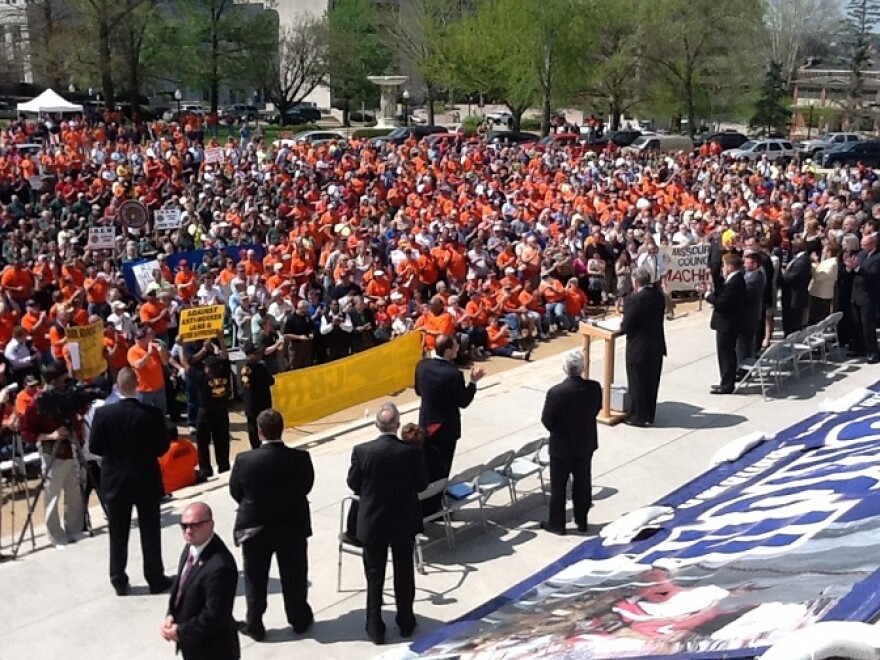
{"left": 796, "top": 132, "right": 861, "bottom": 158}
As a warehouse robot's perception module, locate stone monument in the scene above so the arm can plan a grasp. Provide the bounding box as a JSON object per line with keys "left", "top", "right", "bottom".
{"left": 367, "top": 75, "right": 408, "bottom": 129}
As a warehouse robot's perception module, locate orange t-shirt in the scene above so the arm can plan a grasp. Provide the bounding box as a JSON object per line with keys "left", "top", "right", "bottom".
{"left": 127, "top": 344, "right": 165, "bottom": 392}
{"left": 85, "top": 277, "right": 108, "bottom": 304}
{"left": 139, "top": 300, "right": 168, "bottom": 335}
{"left": 487, "top": 324, "right": 509, "bottom": 350}
{"left": 0, "top": 268, "right": 33, "bottom": 298}
{"left": 21, "top": 311, "right": 50, "bottom": 353}
{"left": 420, "top": 311, "right": 455, "bottom": 351}
{"left": 105, "top": 335, "right": 129, "bottom": 370}
{"left": 15, "top": 388, "right": 35, "bottom": 416}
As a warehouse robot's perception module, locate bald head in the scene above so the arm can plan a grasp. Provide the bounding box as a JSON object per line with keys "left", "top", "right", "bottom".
{"left": 183, "top": 501, "right": 212, "bottom": 521}
{"left": 117, "top": 367, "right": 138, "bottom": 396}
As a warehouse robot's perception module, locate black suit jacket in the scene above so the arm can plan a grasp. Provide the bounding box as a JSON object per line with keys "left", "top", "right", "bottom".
{"left": 229, "top": 442, "right": 314, "bottom": 538}
{"left": 168, "top": 535, "right": 240, "bottom": 660}
{"left": 541, "top": 376, "right": 602, "bottom": 458}
{"left": 620, "top": 285, "right": 667, "bottom": 363}
{"left": 707, "top": 271, "right": 746, "bottom": 334}
{"left": 852, "top": 249, "right": 880, "bottom": 307}
{"left": 347, "top": 434, "right": 430, "bottom": 545}
{"left": 779, "top": 251, "right": 811, "bottom": 310}
{"left": 89, "top": 397, "right": 169, "bottom": 502}
{"left": 414, "top": 357, "right": 476, "bottom": 440}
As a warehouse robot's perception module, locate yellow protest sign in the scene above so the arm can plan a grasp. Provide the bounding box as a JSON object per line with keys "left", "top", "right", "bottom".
{"left": 67, "top": 321, "right": 106, "bottom": 380}
{"left": 272, "top": 332, "right": 422, "bottom": 427}
{"left": 179, "top": 305, "right": 225, "bottom": 342}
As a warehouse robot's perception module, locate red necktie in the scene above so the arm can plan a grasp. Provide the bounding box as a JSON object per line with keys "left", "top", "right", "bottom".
{"left": 174, "top": 551, "right": 196, "bottom": 607}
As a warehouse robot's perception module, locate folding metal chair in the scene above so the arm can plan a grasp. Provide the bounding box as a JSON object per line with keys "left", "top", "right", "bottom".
{"left": 445, "top": 464, "right": 487, "bottom": 537}
{"left": 478, "top": 450, "right": 515, "bottom": 505}
{"left": 415, "top": 478, "right": 450, "bottom": 574}
{"left": 500, "top": 438, "right": 546, "bottom": 501}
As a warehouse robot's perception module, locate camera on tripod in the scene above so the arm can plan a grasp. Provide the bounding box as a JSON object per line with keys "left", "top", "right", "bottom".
{"left": 36, "top": 382, "right": 105, "bottom": 423}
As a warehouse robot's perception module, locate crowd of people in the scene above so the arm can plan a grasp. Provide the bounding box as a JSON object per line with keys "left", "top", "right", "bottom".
{"left": 2, "top": 107, "right": 880, "bottom": 658}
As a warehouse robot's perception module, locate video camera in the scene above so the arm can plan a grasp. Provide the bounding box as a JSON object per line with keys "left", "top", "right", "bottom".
{"left": 36, "top": 382, "right": 106, "bottom": 423}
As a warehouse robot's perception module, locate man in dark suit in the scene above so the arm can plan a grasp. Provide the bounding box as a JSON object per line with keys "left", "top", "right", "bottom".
{"left": 779, "top": 237, "right": 811, "bottom": 337}
{"left": 846, "top": 233, "right": 880, "bottom": 363}
{"left": 414, "top": 333, "right": 484, "bottom": 487}
{"left": 162, "top": 502, "right": 239, "bottom": 660}
{"left": 738, "top": 251, "right": 767, "bottom": 364}
{"left": 89, "top": 367, "right": 171, "bottom": 596}
{"left": 620, "top": 267, "right": 667, "bottom": 427}
{"left": 540, "top": 350, "right": 601, "bottom": 535}
{"left": 703, "top": 253, "right": 746, "bottom": 394}
{"left": 230, "top": 408, "right": 314, "bottom": 641}
{"left": 347, "top": 403, "right": 430, "bottom": 645}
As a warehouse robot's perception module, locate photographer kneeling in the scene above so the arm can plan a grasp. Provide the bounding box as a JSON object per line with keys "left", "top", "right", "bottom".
{"left": 20, "top": 362, "right": 87, "bottom": 548}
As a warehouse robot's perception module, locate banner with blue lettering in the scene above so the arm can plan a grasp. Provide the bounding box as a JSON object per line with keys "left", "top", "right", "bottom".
{"left": 121, "top": 244, "right": 265, "bottom": 298}
{"left": 410, "top": 388, "right": 880, "bottom": 659}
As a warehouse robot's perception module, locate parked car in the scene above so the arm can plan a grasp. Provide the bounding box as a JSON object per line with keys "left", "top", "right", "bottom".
{"left": 603, "top": 129, "right": 643, "bottom": 147}
{"left": 723, "top": 139, "right": 795, "bottom": 162}
{"left": 221, "top": 104, "right": 259, "bottom": 122}
{"left": 426, "top": 132, "right": 467, "bottom": 149}
{"left": 488, "top": 130, "right": 538, "bottom": 146}
{"left": 486, "top": 110, "right": 513, "bottom": 127}
{"left": 540, "top": 132, "right": 582, "bottom": 148}
{"left": 349, "top": 110, "right": 375, "bottom": 124}
{"left": 179, "top": 102, "right": 206, "bottom": 116}
{"left": 694, "top": 130, "right": 749, "bottom": 151}
{"left": 817, "top": 140, "right": 880, "bottom": 168}
{"left": 796, "top": 132, "right": 861, "bottom": 158}
{"left": 370, "top": 125, "right": 447, "bottom": 147}
{"left": 273, "top": 105, "right": 322, "bottom": 125}
{"left": 624, "top": 133, "right": 694, "bottom": 154}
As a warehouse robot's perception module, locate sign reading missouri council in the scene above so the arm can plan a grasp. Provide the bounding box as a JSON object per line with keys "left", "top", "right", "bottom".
{"left": 410, "top": 387, "right": 880, "bottom": 659}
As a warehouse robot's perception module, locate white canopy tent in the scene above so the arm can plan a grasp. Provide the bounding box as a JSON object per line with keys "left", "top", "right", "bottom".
{"left": 16, "top": 88, "right": 83, "bottom": 114}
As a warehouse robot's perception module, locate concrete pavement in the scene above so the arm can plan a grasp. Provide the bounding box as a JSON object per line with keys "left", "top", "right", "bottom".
{"left": 1, "top": 306, "right": 876, "bottom": 660}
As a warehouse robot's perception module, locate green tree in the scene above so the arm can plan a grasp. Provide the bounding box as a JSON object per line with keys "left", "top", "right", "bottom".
{"left": 639, "top": 0, "right": 763, "bottom": 135}
{"left": 843, "top": 0, "right": 880, "bottom": 122}
{"left": 383, "top": 0, "right": 463, "bottom": 126}
{"left": 571, "top": 0, "right": 644, "bottom": 131}
{"left": 263, "top": 17, "right": 329, "bottom": 120}
{"left": 326, "top": 0, "right": 393, "bottom": 126}
{"left": 171, "top": 0, "right": 278, "bottom": 113}
{"left": 750, "top": 61, "right": 791, "bottom": 134}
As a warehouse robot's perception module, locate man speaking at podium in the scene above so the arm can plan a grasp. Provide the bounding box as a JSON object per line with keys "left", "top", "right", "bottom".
{"left": 619, "top": 267, "right": 667, "bottom": 427}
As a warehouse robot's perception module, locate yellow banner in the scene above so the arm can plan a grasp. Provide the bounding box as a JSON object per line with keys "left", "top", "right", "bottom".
{"left": 272, "top": 332, "right": 423, "bottom": 427}
{"left": 67, "top": 321, "right": 105, "bottom": 380}
{"left": 179, "top": 305, "right": 225, "bottom": 342}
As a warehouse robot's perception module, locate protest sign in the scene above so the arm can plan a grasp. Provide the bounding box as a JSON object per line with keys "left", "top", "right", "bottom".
{"left": 87, "top": 226, "right": 116, "bottom": 250}
{"left": 67, "top": 321, "right": 105, "bottom": 380}
{"left": 661, "top": 243, "right": 711, "bottom": 293}
{"left": 179, "top": 305, "right": 225, "bottom": 342}
{"left": 204, "top": 147, "right": 224, "bottom": 164}
{"left": 154, "top": 208, "right": 182, "bottom": 231}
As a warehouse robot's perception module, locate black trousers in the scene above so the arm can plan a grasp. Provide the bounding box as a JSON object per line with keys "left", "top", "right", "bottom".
{"left": 245, "top": 415, "right": 260, "bottom": 450}
{"left": 422, "top": 429, "right": 457, "bottom": 515}
{"left": 716, "top": 330, "right": 738, "bottom": 391}
{"left": 105, "top": 493, "right": 164, "bottom": 589}
{"left": 736, "top": 319, "right": 759, "bottom": 365}
{"left": 362, "top": 537, "right": 416, "bottom": 634}
{"left": 852, "top": 300, "right": 879, "bottom": 358}
{"left": 548, "top": 455, "right": 592, "bottom": 530}
{"left": 242, "top": 527, "right": 311, "bottom": 629}
{"left": 196, "top": 410, "right": 230, "bottom": 476}
{"left": 626, "top": 356, "right": 662, "bottom": 424}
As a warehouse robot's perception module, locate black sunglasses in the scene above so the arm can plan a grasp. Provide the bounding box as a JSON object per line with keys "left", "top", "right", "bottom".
{"left": 179, "top": 519, "right": 211, "bottom": 531}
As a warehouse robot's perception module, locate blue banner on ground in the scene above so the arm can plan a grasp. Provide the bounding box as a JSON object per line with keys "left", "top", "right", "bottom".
{"left": 411, "top": 385, "right": 880, "bottom": 659}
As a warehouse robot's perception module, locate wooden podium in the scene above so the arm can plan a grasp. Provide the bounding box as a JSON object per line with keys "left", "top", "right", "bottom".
{"left": 580, "top": 320, "right": 628, "bottom": 426}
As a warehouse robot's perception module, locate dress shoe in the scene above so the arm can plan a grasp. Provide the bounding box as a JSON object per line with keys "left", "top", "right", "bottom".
{"left": 576, "top": 522, "right": 589, "bottom": 533}
{"left": 868, "top": 355, "right": 880, "bottom": 364}
{"left": 539, "top": 521, "right": 566, "bottom": 535}
{"left": 624, "top": 419, "right": 647, "bottom": 428}
{"left": 238, "top": 621, "right": 266, "bottom": 641}
{"left": 710, "top": 385, "right": 734, "bottom": 395}
{"left": 397, "top": 618, "right": 417, "bottom": 638}
{"left": 292, "top": 611, "right": 314, "bottom": 635}
{"left": 149, "top": 576, "right": 174, "bottom": 594}
{"left": 113, "top": 581, "right": 131, "bottom": 597}
{"left": 366, "top": 622, "right": 386, "bottom": 645}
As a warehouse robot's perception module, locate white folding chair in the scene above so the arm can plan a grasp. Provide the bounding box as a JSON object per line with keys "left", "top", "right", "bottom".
{"left": 820, "top": 311, "right": 844, "bottom": 360}
{"left": 336, "top": 495, "right": 362, "bottom": 592}
{"left": 445, "top": 464, "right": 487, "bottom": 537}
{"left": 734, "top": 342, "right": 783, "bottom": 400}
{"left": 415, "top": 478, "right": 450, "bottom": 574}
{"left": 478, "top": 450, "right": 515, "bottom": 505}
{"left": 501, "top": 438, "right": 546, "bottom": 501}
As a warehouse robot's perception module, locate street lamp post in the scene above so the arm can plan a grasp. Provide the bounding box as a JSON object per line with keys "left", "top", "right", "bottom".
{"left": 402, "top": 89, "right": 410, "bottom": 128}
{"left": 174, "top": 88, "right": 182, "bottom": 120}
{"left": 253, "top": 89, "right": 259, "bottom": 129}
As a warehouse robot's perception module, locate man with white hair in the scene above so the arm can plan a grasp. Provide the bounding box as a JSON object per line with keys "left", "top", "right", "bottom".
{"left": 539, "top": 350, "right": 601, "bottom": 535}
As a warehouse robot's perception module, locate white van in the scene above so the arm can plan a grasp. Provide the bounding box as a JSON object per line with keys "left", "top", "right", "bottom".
{"left": 624, "top": 133, "right": 694, "bottom": 154}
